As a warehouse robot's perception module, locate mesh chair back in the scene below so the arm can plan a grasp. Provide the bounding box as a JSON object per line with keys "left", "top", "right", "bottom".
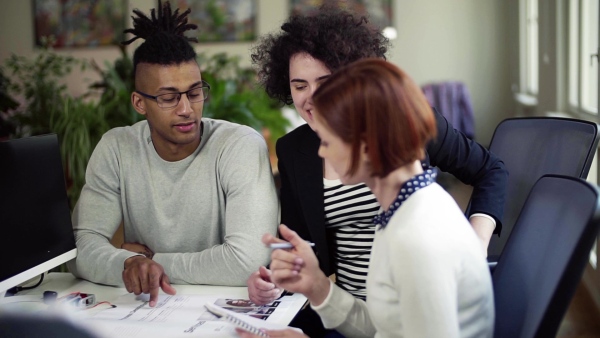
{"left": 493, "top": 174, "right": 600, "bottom": 338}
{"left": 487, "top": 117, "right": 599, "bottom": 258}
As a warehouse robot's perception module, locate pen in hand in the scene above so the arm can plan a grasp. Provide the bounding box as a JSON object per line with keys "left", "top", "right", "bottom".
{"left": 268, "top": 242, "right": 315, "bottom": 249}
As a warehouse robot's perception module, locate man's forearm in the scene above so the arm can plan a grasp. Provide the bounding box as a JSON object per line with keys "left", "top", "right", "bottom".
{"left": 69, "top": 231, "right": 139, "bottom": 286}
{"left": 153, "top": 242, "right": 271, "bottom": 286}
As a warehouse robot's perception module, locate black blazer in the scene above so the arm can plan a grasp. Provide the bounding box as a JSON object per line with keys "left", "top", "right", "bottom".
{"left": 275, "top": 108, "right": 508, "bottom": 276}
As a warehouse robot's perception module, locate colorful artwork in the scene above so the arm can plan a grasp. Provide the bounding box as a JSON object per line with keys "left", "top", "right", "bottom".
{"left": 175, "top": 0, "right": 256, "bottom": 42}
{"left": 290, "top": 0, "right": 393, "bottom": 30}
{"left": 33, "top": 0, "right": 127, "bottom": 48}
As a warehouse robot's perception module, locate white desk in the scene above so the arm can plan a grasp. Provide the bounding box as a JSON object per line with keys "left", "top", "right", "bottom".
{"left": 4, "top": 272, "right": 268, "bottom": 305}
{"left": 1, "top": 273, "right": 307, "bottom": 337}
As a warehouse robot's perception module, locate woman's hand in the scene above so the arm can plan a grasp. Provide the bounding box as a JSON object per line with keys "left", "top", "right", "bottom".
{"left": 247, "top": 266, "right": 283, "bottom": 305}
{"left": 235, "top": 328, "right": 309, "bottom": 338}
{"left": 263, "top": 224, "right": 331, "bottom": 306}
{"left": 469, "top": 215, "right": 496, "bottom": 257}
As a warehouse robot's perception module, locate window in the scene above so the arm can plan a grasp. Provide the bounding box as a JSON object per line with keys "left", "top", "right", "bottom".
{"left": 568, "top": 0, "right": 599, "bottom": 115}
{"left": 592, "top": 242, "right": 598, "bottom": 269}
{"left": 520, "top": 0, "right": 539, "bottom": 96}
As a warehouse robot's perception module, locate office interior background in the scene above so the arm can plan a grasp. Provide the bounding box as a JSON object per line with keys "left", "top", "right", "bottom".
{"left": 0, "top": 0, "right": 599, "bottom": 330}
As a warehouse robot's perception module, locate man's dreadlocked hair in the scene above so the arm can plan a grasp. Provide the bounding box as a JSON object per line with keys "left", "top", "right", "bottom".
{"left": 122, "top": 0, "right": 198, "bottom": 75}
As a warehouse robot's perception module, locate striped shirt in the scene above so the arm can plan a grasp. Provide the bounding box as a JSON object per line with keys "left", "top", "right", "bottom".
{"left": 323, "top": 178, "right": 380, "bottom": 300}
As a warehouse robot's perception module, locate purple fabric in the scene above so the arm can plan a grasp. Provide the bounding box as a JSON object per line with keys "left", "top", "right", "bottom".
{"left": 422, "top": 82, "right": 476, "bottom": 139}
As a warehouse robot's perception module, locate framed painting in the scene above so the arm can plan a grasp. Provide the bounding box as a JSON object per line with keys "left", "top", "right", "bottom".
{"left": 33, "top": 0, "right": 127, "bottom": 48}
{"left": 174, "top": 0, "right": 257, "bottom": 43}
{"left": 290, "top": 0, "right": 393, "bottom": 31}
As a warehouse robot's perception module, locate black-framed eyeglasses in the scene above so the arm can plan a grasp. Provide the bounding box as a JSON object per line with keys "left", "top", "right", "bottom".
{"left": 136, "top": 80, "right": 211, "bottom": 109}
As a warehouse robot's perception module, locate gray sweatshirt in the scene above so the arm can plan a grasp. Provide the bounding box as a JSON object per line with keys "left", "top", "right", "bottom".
{"left": 68, "top": 119, "right": 279, "bottom": 286}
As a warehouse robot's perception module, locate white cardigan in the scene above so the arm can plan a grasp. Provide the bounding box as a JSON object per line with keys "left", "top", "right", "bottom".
{"left": 312, "top": 183, "right": 494, "bottom": 338}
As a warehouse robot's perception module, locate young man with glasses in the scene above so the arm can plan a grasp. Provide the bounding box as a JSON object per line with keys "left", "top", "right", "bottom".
{"left": 67, "top": 1, "right": 278, "bottom": 307}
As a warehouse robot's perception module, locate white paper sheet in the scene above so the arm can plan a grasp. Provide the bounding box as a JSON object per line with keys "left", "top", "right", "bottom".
{"left": 75, "top": 293, "right": 305, "bottom": 338}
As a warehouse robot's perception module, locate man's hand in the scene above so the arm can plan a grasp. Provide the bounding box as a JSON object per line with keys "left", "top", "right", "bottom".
{"left": 247, "top": 266, "right": 283, "bottom": 305}
{"left": 121, "top": 242, "right": 154, "bottom": 259}
{"left": 123, "top": 256, "right": 176, "bottom": 307}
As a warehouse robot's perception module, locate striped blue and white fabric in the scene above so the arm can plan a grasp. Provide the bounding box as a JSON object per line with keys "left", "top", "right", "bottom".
{"left": 323, "top": 179, "right": 379, "bottom": 300}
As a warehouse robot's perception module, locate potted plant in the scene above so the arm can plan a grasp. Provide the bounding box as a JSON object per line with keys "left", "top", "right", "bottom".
{"left": 0, "top": 69, "right": 19, "bottom": 139}
{"left": 3, "top": 47, "right": 290, "bottom": 208}
{"left": 1, "top": 40, "right": 101, "bottom": 207}
{"left": 198, "top": 52, "right": 290, "bottom": 142}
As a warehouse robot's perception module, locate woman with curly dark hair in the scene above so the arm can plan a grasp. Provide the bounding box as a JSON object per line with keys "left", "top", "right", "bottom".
{"left": 246, "top": 6, "right": 506, "bottom": 336}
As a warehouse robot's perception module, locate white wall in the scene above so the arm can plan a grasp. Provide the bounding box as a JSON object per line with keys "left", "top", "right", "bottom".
{"left": 391, "top": 0, "right": 515, "bottom": 144}
{"left": 0, "top": 0, "right": 514, "bottom": 145}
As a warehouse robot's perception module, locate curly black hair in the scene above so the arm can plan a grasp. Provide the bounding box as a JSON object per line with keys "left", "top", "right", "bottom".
{"left": 251, "top": 6, "right": 390, "bottom": 105}
{"left": 122, "top": 0, "right": 198, "bottom": 75}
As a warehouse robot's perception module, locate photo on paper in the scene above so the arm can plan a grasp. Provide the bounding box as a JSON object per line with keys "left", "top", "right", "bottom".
{"left": 214, "top": 298, "right": 280, "bottom": 318}
{"left": 248, "top": 314, "right": 271, "bottom": 321}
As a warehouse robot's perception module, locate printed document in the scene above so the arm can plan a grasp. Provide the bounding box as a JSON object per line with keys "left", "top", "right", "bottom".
{"left": 77, "top": 293, "right": 305, "bottom": 338}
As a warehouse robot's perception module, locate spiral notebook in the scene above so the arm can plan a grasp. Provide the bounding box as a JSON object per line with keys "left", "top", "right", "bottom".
{"left": 204, "top": 302, "right": 301, "bottom": 336}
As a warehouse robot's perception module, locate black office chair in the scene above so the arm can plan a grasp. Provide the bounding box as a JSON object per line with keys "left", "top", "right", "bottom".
{"left": 483, "top": 117, "right": 600, "bottom": 261}
{"left": 492, "top": 174, "right": 600, "bottom": 338}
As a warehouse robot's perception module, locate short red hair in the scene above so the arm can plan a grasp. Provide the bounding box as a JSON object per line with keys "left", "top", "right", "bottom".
{"left": 313, "top": 58, "right": 436, "bottom": 178}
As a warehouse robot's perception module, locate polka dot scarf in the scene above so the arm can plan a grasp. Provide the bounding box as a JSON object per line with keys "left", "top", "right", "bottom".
{"left": 373, "top": 165, "right": 438, "bottom": 230}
